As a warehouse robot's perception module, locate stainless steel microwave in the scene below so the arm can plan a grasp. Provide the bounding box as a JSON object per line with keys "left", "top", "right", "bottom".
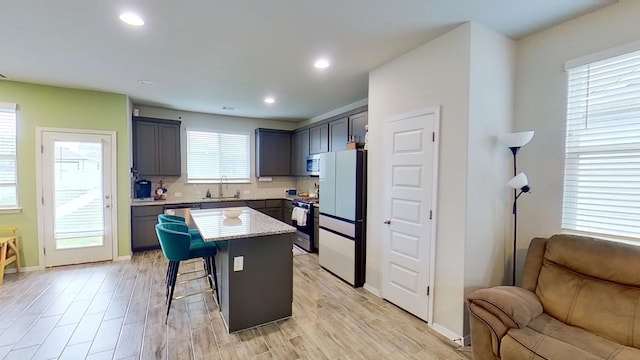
{"left": 306, "top": 154, "right": 320, "bottom": 176}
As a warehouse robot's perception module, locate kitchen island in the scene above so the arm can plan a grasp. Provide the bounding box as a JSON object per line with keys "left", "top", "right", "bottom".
{"left": 189, "top": 207, "right": 296, "bottom": 332}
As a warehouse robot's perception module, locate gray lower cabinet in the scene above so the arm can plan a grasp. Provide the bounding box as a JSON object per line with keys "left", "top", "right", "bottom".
{"left": 255, "top": 128, "right": 291, "bottom": 177}
{"left": 283, "top": 199, "right": 293, "bottom": 225}
{"left": 201, "top": 201, "right": 247, "bottom": 209}
{"left": 133, "top": 117, "right": 181, "bottom": 176}
{"left": 131, "top": 198, "right": 288, "bottom": 252}
{"left": 329, "top": 117, "right": 348, "bottom": 152}
{"left": 291, "top": 129, "right": 310, "bottom": 176}
{"left": 252, "top": 199, "right": 283, "bottom": 221}
{"left": 131, "top": 205, "right": 165, "bottom": 251}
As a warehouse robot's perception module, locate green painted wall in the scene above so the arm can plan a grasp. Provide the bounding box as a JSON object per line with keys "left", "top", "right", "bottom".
{"left": 0, "top": 81, "right": 131, "bottom": 267}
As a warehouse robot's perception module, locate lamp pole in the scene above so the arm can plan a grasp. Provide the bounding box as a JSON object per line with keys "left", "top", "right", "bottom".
{"left": 501, "top": 131, "right": 534, "bottom": 287}
{"left": 510, "top": 147, "right": 519, "bottom": 286}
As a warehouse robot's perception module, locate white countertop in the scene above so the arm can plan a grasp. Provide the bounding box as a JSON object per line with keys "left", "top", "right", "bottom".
{"left": 131, "top": 195, "right": 297, "bottom": 207}
{"left": 190, "top": 207, "right": 296, "bottom": 241}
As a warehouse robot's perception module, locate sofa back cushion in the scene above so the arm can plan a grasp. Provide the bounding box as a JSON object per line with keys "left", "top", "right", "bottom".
{"left": 536, "top": 234, "right": 640, "bottom": 348}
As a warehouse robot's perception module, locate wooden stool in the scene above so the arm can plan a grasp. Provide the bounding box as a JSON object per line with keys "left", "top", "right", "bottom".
{"left": 0, "top": 227, "right": 20, "bottom": 285}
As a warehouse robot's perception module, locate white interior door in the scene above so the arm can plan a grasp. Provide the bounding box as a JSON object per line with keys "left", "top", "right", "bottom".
{"left": 381, "top": 107, "right": 439, "bottom": 322}
{"left": 41, "top": 130, "right": 115, "bottom": 267}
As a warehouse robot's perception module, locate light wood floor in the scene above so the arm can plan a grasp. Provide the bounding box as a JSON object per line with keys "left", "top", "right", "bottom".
{"left": 0, "top": 250, "right": 472, "bottom": 360}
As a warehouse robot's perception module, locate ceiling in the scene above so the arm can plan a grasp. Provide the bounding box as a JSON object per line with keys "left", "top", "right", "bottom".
{"left": 0, "top": 0, "right": 616, "bottom": 121}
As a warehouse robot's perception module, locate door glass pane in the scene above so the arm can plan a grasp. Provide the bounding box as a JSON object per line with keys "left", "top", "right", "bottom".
{"left": 54, "top": 141, "right": 104, "bottom": 249}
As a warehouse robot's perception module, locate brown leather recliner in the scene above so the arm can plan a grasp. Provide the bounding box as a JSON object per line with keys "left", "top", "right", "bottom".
{"left": 466, "top": 234, "right": 640, "bottom": 360}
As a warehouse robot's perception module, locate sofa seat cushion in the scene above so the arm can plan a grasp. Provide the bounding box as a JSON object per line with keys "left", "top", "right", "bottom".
{"left": 501, "top": 313, "right": 640, "bottom": 360}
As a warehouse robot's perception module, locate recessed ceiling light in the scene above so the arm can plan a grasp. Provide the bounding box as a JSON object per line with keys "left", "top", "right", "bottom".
{"left": 138, "top": 80, "right": 154, "bottom": 85}
{"left": 314, "top": 59, "right": 330, "bottom": 69}
{"left": 264, "top": 97, "right": 275, "bottom": 104}
{"left": 119, "top": 12, "right": 144, "bottom": 26}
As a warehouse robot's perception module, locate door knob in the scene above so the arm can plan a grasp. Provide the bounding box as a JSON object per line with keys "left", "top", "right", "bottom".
{"left": 383, "top": 219, "right": 391, "bottom": 224}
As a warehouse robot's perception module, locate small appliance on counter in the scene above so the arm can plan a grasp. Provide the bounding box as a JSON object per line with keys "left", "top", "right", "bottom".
{"left": 154, "top": 180, "right": 168, "bottom": 200}
{"left": 134, "top": 179, "right": 152, "bottom": 200}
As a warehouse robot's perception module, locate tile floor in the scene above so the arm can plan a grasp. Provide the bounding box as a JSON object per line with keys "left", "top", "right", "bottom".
{"left": 0, "top": 250, "right": 472, "bottom": 359}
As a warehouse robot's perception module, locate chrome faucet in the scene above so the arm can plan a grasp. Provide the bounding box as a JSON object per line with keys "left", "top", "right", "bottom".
{"left": 219, "top": 175, "right": 228, "bottom": 197}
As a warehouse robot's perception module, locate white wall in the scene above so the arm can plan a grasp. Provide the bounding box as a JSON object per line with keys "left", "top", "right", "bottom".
{"left": 369, "top": 21, "right": 515, "bottom": 340}
{"left": 135, "top": 106, "right": 299, "bottom": 200}
{"left": 369, "top": 23, "right": 471, "bottom": 337}
{"left": 464, "top": 22, "right": 515, "bottom": 335}
{"left": 514, "top": 0, "right": 640, "bottom": 278}
{"left": 466, "top": 23, "right": 515, "bottom": 288}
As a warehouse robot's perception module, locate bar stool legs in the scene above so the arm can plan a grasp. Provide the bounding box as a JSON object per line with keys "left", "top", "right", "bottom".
{"left": 164, "top": 257, "right": 219, "bottom": 324}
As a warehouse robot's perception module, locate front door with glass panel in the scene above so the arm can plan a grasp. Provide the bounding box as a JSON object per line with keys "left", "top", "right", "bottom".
{"left": 42, "top": 131, "right": 114, "bottom": 267}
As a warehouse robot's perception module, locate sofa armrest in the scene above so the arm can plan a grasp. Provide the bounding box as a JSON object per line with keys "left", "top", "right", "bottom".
{"left": 468, "top": 286, "right": 542, "bottom": 329}
{"left": 466, "top": 286, "right": 543, "bottom": 358}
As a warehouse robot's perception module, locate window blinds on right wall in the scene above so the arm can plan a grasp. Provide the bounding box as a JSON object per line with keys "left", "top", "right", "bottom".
{"left": 563, "top": 49, "right": 640, "bottom": 239}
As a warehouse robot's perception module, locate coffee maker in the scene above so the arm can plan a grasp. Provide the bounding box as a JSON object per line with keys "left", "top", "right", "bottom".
{"left": 134, "top": 179, "right": 152, "bottom": 199}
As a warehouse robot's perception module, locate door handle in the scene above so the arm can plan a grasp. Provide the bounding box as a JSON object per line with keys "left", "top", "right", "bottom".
{"left": 383, "top": 219, "right": 391, "bottom": 224}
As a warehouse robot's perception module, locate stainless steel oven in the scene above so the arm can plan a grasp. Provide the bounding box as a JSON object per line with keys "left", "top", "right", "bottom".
{"left": 291, "top": 199, "right": 316, "bottom": 252}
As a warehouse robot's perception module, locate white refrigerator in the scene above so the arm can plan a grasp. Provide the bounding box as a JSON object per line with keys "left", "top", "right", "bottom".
{"left": 318, "top": 150, "right": 366, "bottom": 287}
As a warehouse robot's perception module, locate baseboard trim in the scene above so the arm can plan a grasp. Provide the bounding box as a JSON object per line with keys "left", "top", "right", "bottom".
{"left": 4, "top": 265, "right": 43, "bottom": 273}
{"left": 432, "top": 322, "right": 464, "bottom": 346}
{"left": 115, "top": 255, "right": 132, "bottom": 261}
{"left": 463, "top": 334, "right": 471, "bottom": 346}
{"left": 363, "top": 283, "right": 381, "bottom": 297}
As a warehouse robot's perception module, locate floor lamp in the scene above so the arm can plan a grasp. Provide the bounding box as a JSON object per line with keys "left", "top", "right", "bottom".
{"left": 500, "top": 131, "right": 534, "bottom": 286}
{"left": 507, "top": 173, "right": 531, "bottom": 285}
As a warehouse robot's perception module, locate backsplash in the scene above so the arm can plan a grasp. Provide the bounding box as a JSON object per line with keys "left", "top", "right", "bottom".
{"left": 134, "top": 175, "right": 297, "bottom": 201}
{"left": 295, "top": 177, "right": 320, "bottom": 197}
{"left": 132, "top": 173, "right": 321, "bottom": 202}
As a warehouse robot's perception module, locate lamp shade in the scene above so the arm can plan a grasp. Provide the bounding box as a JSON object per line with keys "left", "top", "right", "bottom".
{"left": 507, "top": 172, "right": 529, "bottom": 190}
{"left": 500, "top": 131, "right": 535, "bottom": 148}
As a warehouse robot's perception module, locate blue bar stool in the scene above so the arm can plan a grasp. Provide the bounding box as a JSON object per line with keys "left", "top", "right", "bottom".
{"left": 158, "top": 213, "right": 203, "bottom": 240}
{"left": 157, "top": 214, "right": 216, "bottom": 289}
{"left": 155, "top": 222, "right": 219, "bottom": 323}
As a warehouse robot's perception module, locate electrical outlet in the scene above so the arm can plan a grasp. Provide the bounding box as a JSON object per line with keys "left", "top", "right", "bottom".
{"left": 175, "top": 192, "right": 182, "bottom": 197}
{"left": 233, "top": 256, "right": 244, "bottom": 271}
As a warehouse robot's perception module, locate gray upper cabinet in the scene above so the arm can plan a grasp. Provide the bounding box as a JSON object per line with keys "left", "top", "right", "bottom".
{"left": 255, "top": 128, "right": 291, "bottom": 177}
{"left": 349, "top": 111, "right": 368, "bottom": 145}
{"left": 291, "top": 129, "right": 309, "bottom": 176}
{"left": 133, "top": 116, "right": 181, "bottom": 176}
{"left": 309, "top": 124, "right": 329, "bottom": 154}
{"left": 329, "top": 117, "right": 348, "bottom": 152}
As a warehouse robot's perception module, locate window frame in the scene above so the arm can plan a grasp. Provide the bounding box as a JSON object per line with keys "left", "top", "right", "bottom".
{"left": 562, "top": 48, "right": 640, "bottom": 241}
{"left": 185, "top": 129, "right": 251, "bottom": 184}
{"left": 0, "top": 102, "right": 19, "bottom": 212}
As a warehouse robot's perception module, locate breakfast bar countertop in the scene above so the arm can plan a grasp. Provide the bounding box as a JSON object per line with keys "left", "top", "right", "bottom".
{"left": 189, "top": 207, "right": 296, "bottom": 241}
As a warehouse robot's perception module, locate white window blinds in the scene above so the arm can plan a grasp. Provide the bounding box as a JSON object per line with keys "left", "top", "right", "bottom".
{"left": 562, "top": 49, "right": 640, "bottom": 239}
{"left": 186, "top": 130, "right": 250, "bottom": 182}
{"left": 0, "top": 103, "right": 17, "bottom": 208}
